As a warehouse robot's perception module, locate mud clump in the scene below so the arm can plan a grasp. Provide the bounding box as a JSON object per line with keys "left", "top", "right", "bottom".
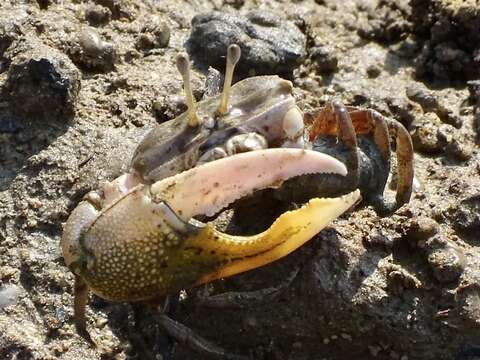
{"left": 358, "top": 0, "right": 412, "bottom": 43}
{"left": 134, "top": 15, "right": 170, "bottom": 52}
{"left": 309, "top": 45, "right": 338, "bottom": 74}
{"left": 188, "top": 11, "right": 306, "bottom": 75}
{"left": 452, "top": 194, "right": 480, "bottom": 233}
{"left": 1, "top": 38, "right": 81, "bottom": 119}
{"left": 406, "top": 82, "right": 462, "bottom": 128}
{"left": 68, "top": 27, "right": 117, "bottom": 72}
{"left": 411, "top": 0, "right": 480, "bottom": 80}
{"left": 425, "top": 235, "right": 466, "bottom": 284}
{"left": 85, "top": 4, "right": 112, "bottom": 26}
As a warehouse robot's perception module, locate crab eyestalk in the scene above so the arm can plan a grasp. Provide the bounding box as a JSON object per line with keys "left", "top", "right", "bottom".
{"left": 217, "top": 44, "right": 241, "bottom": 115}
{"left": 176, "top": 54, "right": 199, "bottom": 127}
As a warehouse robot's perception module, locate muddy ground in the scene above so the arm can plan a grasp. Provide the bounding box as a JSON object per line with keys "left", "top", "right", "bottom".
{"left": 1, "top": 0, "right": 480, "bottom": 359}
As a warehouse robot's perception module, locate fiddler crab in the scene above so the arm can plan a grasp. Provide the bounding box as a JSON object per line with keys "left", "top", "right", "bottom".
{"left": 61, "top": 45, "right": 413, "bottom": 357}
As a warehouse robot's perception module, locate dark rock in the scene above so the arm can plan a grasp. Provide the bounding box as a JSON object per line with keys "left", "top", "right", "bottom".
{"left": 310, "top": 46, "right": 338, "bottom": 74}
{"left": 189, "top": 11, "right": 306, "bottom": 75}
{"left": 453, "top": 195, "right": 480, "bottom": 233}
{"left": 411, "top": 1, "right": 480, "bottom": 80}
{"left": 2, "top": 38, "right": 81, "bottom": 119}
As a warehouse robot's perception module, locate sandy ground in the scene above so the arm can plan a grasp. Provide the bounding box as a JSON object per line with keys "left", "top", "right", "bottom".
{"left": 1, "top": 0, "right": 479, "bottom": 359}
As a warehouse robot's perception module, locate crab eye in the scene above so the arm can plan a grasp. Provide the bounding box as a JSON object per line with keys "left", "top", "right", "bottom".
{"left": 282, "top": 106, "right": 304, "bottom": 140}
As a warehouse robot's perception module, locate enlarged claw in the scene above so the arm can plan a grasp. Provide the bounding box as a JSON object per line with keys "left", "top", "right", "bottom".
{"left": 62, "top": 149, "right": 359, "bottom": 326}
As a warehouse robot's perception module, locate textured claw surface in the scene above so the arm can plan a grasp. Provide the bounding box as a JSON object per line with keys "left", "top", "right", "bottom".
{"left": 62, "top": 148, "right": 353, "bottom": 302}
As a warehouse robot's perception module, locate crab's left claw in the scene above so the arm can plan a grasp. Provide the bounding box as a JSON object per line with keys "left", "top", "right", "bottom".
{"left": 62, "top": 148, "right": 360, "bottom": 318}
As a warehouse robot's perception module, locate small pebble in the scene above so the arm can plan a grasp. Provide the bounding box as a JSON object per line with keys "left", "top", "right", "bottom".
{"left": 135, "top": 16, "right": 170, "bottom": 51}
{"left": 71, "top": 27, "right": 117, "bottom": 71}
{"left": 366, "top": 64, "right": 382, "bottom": 78}
{"left": 452, "top": 195, "right": 480, "bottom": 233}
{"left": 0, "top": 284, "right": 21, "bottom": 309}
{"left": 85, "top": 4, "right": 111, "bottom": 26}
{"left": 310, "top": 46, "right": 338, "bottom": 74}
{"left": 411, "top": 113, "right": 444, "bottom": 154}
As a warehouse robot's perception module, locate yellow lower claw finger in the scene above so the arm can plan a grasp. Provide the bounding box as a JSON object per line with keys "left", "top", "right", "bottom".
{"left": 188, "top": 189, "right": 361, "bottom": 285}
